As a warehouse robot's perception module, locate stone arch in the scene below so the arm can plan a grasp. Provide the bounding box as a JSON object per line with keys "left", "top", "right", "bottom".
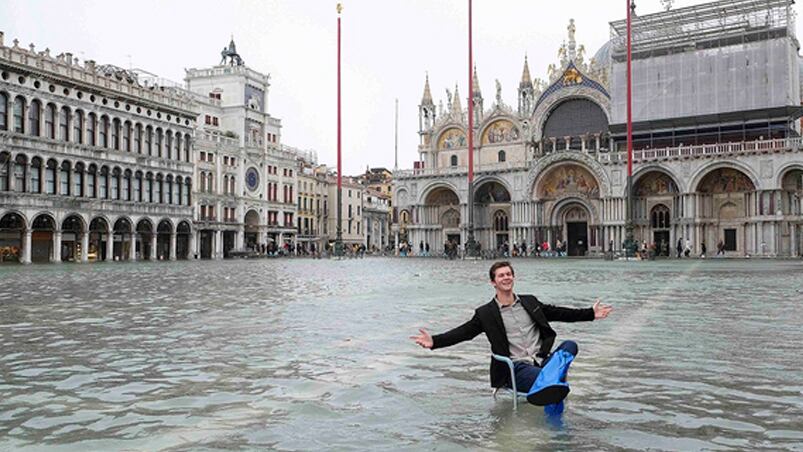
{"left": 528, "top": 152, "right": 610, "bottom": 198}
{"left": 549, "top": 196, "right": 599, "bottom": 225}
{"left": 532, "top": 88, "right": 611, "bottom": 143}
{"left": 629, "top": 165, "right": 682, "bottom": 197}
{"left": 695, "top": 167, "right": 756, "bottom": 194}
{"left": 474, "top": 178, "right": 511, "bottom": 203}
{"left": 435, "top": 126, "right": 467, "bottom": 150}
{"left": 395, "top": 187, "right": 409, "bottom": 207}
{"left": 31, "top": 212, "right": 57, "bottom": 231}
{"left": 420, "top": 182, "right": 461, "bottom": 205}
{"left": 688, "top": 161, "right": 760, "bottom": 194}
{"left": 61, "top": 213, "right": 86, "bottom": 233}
{"left": 479, "top": 118, "right": 521, "bottom": 145}
{"left": 533, "top": 162, "right": 601, "bottom": 201}
{"left": 0, "top": 211, "right": 26, "bottom": 263}
{"left": 776, "top": 163, "right": 803, "bottom": 189}
{"left": 176, "top": 220, "right": 192, "bottom": 259}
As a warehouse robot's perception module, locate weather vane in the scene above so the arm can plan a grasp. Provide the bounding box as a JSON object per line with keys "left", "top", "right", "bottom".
{"left": 660, "top": 0, "right": 673, "bottom": 11}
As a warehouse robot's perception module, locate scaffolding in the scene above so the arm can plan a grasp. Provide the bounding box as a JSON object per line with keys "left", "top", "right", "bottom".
{"left": 610, "top": 0, "right": 796, "bottom": 60}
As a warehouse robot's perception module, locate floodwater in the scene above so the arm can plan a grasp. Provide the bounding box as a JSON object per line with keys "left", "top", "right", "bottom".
{"left": 1, "top": 258, "right": 802, "bottom": 451}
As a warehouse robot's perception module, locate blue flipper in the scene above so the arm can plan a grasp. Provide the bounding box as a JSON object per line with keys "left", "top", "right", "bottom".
{"left": 526, "top": 349, "right": 574, "bottom": 406}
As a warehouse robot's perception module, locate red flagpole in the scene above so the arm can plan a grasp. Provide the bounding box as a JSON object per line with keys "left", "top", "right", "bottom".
{"left": 467, "top": 0, "right": 474, "bottom": 184}
{"left": 626, "top": 0, "right": 633, "bottom": 180}
{"left": 335, "top": 3, "right": 343, "bottom": 256}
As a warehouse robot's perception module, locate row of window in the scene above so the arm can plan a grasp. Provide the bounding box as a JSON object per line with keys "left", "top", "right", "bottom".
{"left": 0, "top": 153, "right": 192, "bottom": 206}
{"left": 0, "top": 93, "right": 192, "bottom": 162}
{"left": 267, "top": 165, "right": 293, "bottom": 177}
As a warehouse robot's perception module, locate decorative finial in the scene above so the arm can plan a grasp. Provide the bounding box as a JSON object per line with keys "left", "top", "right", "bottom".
{"left": 337, "top": 3, "right": 343, "bottom": 14}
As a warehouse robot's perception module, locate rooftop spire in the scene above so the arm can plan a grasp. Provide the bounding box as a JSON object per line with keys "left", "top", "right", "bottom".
{"left": 520, "top": 54, "right": 533, "bottom": 88}
{"left": 451, "top": 83, "right": 463, "bottom": 113}
{"left": 472, "top": 64, "right": 481, "bottom": 97}
{"left": 421, "top": 72, "right": 433, "bottom": 105}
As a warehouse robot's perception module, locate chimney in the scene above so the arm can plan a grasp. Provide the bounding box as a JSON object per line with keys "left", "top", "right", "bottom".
{"left": 65, "top": 52, "right": 73, "bottom": 65}
{"left": 85, "top": 59, "right": 96, "bottom": 71}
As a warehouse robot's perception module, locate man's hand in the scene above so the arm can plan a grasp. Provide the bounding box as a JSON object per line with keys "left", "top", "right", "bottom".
{"left": 593, "top": 299, "right": 613, "bottom": 320}
{"left": 411, "top": 328, "right": 434, "bottom": 349}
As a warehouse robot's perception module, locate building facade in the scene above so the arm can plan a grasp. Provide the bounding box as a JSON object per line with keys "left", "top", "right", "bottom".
{"left": 394, "top": 0, "right": 803, "bottom": 257}
{"left": 0, "top": 32, "right": 196, "bottom": 264}
{"left": 186, "top": 40, "right": 298, "bottom": 258}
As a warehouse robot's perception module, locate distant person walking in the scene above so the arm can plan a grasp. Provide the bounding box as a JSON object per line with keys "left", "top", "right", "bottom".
{"left": 676, "top": 238, "right": 683, "bottom": 258}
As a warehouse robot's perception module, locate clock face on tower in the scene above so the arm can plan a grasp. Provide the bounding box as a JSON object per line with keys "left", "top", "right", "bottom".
{"left": 246, "top": 167, "right": 259, "bottom": 191}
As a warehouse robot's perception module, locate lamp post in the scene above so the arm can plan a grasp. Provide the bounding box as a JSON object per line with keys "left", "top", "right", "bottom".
{"left": 334, "top": 2, "right": 344, "bottom": 257}
{"left": 624, "top": 0, "right": 637, "bottom": 258}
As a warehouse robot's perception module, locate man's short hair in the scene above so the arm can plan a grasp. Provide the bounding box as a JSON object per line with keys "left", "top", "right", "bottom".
{"left": 489, "top": 261, "right": 514, "bottom": 281}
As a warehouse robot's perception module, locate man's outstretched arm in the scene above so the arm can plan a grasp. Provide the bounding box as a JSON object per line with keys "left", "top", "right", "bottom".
{"left": 411, "top": 313, "right": 483, "bottom": 350}
{"left": 543, "top": 298, "right": 613, "bottom": 322}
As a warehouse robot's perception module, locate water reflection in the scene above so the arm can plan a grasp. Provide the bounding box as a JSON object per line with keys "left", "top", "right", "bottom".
{"left": 1, "top": 259, "right": 802, "bottom": 450}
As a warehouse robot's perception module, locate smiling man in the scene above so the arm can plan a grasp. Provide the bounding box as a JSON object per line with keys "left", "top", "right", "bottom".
{"left": 411, "top": 261, "right": 612, "bottom": 404}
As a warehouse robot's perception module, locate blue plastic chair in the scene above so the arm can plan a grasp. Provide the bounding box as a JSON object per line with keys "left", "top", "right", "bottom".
{"left": 491, "top": 354, "right": 528, "bottom": 410}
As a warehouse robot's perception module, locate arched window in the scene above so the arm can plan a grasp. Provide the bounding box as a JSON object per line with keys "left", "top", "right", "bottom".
{"left": 184, "top": 134, "right": 191, "bottom": 161}
{"left": 73, "top": 162, "right": 84, "bottom": 197}
{"left": 30, "top": 158, "right": 42, "bottom": 193}
{"left": 145, "top": 126, "right": 153, "bottom": 155}
{"left": 165, "top": 176, "right": 174, "bottom": 204}
{"left": 122, "top": 170, "right": 131, "bottom": 201}
{"left": 133, "top": 172, "right": 142, "bottom": 201}
{"left": 59, "top": 160, "right": 71, "bottom": 196}
{"left": 111, "top": 118, "right": 120, "bottom": 150}
{"left": 134, "top": 124, "right": 142, "bottom": 153}
{"left": 45, "top": 160, "right": 57, "bottom": 194}
{"left": 229, "top": 176, "right": 235, "bottom": 194}
{"left": 99, "top": 116, "right": 109, "bottom": 148}
{"left": 184, "top": 179, "right": 191, "bottom": 205}
{"left": 87, "top": 113, "right": 97, "bottom": 146}
{"left": 13, "top": 96, "right": 25, "bottom": 133}
{"left": 450, "top": 155, "right": 458, "bottom": 167}
{"left": 98, "top": 167, "right": 108, "bottom": 199}
{"left": 154, "top": 175, "right": 162, "bottom": 203}
{"left": 176, "top": 178, "right": 183, "bottom": 205}
{"left": 223, "top": 175, "right": 228, "bottom": 194}
{"left": 493, "top": 210, "right": 509, "bottom": 231}
{"left": 0, "top": 153, "right": 8, "bottom": 190}
{"left": 86, "top": 165, "right": 97, "bottom": 197}
{"left": 498, "top": 150, "right": 506, "bottom": 163}
{"left": 28, "top": 99, "right": 41, "bottom": 136}
{"left": 145, "top": 173, "right": 153, "bottom": 203}
{"left": 73, "top": 110, "right": 84, "bottom": 144}
{"left": 14, "top": 154, "right": 27, "bottom": 192}
{"left": 59, "top": 106, "right": 70, "bottom": 141}
{"left": 122, "top": 121, "right": 131, "bottom": 151}
{"left": 165, "top": 131, "right": 173, "bottom": 160}
{"left": 45, "top": 103, "right": 56, "bottom": 139}
{"left": 207, "top": 173, "right": 213, "bottom": 193}
{"left": 0, "top": 92, "right": 8, "bottom": 131}
{"left": 199, "top": 172, "right": 206, "bottom": 193}
{"left": 110, "top": 168, "right": 120, "bottom": 200}
{"left": 155, "top": 128, "right": 163, "bottom": 158}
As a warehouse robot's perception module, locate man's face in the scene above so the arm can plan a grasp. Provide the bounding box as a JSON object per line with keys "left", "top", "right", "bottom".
{"left": 491, "top": 266, "right": 515, "bottom": 292}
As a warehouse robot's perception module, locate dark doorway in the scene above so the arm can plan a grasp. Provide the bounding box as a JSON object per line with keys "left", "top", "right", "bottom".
{"left": 223, "top": 231, "right": 236, "bottom": 258}
{"left": 446, "top": 234, "right": 461, "bottom": 245}
{"left": 724, "top": 228, "right": 737, "bottom": 251}
{"left": 653, "top": 230, "right": 670, "bottom": 256}
{"left": 200, "top": 230, "right": 214, "bottom": 259}
{"left": 567, "top": 222, "right": 588, "bottom": 256}
{"left": 496, "top": 233, "right": 508, "bottom": 251}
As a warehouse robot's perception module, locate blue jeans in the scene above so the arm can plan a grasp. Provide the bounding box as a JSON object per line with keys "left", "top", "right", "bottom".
{"left": 509, "top": 340, "right": 578, "bottom": 393}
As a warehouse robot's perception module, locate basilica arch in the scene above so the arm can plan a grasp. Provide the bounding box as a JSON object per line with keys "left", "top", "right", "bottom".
{"left": 416, "top": 184, "right": 461, "bottom": 253}
{"left": 474, "top": 178, "right": 512, "bottom": 251}
{"left": 631, "top": 168, "right": 680, "bottom": 255}
{"left": 533, "top": 162, "right": 602, "bottom": 255}
{"left": 695, "top": 167, "right": 756, "bottom": 255}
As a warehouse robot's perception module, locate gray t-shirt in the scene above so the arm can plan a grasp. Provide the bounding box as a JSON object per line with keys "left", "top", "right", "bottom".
{"left": 497, "top": 294, "right": 541, "bottom": 362}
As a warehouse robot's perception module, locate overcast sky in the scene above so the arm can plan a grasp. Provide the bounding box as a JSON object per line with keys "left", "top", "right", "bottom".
{"left": 3, "top": 0, "right": 801, "bottom": 175}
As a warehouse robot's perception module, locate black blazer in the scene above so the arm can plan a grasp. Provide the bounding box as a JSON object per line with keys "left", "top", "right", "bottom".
{"left": 431, "top": 294, "right": 594, "bottom": 388}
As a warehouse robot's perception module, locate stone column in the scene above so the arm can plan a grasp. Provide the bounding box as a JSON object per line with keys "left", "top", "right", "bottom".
{"left": 190, "top": 229, "right": 197, "bottom": 259}
{"left": 129, "top": 233, "right": 137, "bottom": 261}
{"left": 214, "top": 230, "right": 223, "bottom": 259}
{"left": 80, "top": 231, "right": 89, "bottom": 263}
{"left": 21, "top": 230, "right": 32, "bottom": 264}
{"left": 106, "top": 231, "right": 114, "bottom": 261}
{"left": 169, "top": 232, "right": 176, "bottom": 261}
{"left": 791, "top": 223, "right": 798, "bottom": 257}
{"left": 150, "top": 233, "right": 157, "bottom": 261}
{"left": 52, "top": 230, "right": 62, "bottom": 263}
{"left": 7, "top": 158, "right": 15, "bottom": 192}
{"left": 237, "top": 226, "right": 245, "bottom": 250}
